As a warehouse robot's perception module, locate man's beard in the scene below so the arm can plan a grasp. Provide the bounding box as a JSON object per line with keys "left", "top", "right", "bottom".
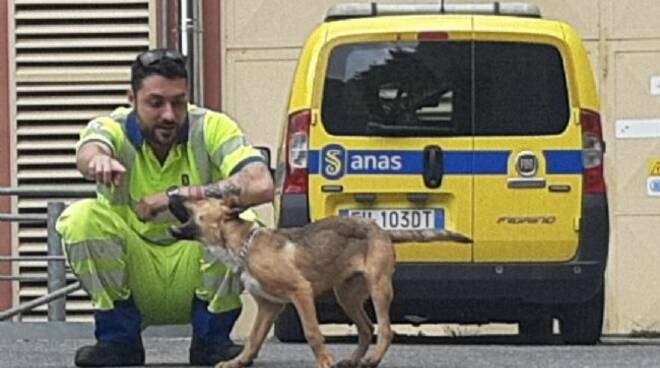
{"left": 144, "top": 121, "right": 180, "bottom": 148}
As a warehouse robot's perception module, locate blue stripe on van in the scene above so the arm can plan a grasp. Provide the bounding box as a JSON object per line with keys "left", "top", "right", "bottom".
{"left": 444, "top": 151, "right": 510, "bottom": 175}
{"left": 308, "top": 149, "right": 583, "bottom": 176}
{"left": 309, "top": 149, "right": 510, "bottom": 175}
{"left": 544, "top": 150, "right": 583, "bottom": 174}
{"left": 308, "top": 150, "right": 320, "bottom": 174}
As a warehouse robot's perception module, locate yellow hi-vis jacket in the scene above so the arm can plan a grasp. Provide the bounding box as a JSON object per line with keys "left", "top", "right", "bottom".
{"left": 78, "top": 105, "right": 265, "bottom": 244}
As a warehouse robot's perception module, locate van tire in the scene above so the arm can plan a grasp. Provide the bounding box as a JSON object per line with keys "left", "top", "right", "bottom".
{"left": 559, "top": 282, "right": 604, "bottom": 345}
{"left": 274, "top": 305, "right": 306, "bottom": 343}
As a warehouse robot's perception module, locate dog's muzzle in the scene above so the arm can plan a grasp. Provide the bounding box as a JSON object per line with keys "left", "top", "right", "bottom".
{"left": 168, "top": 194, "right": 197, "bottom": 240}
{"left": 169, "top": 218, "right": 198, "bottom": 240}
{"left": 168, "top": 193, "right": 190, "bottom": 223}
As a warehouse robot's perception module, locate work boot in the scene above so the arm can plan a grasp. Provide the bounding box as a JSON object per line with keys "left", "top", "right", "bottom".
{"left": 74, "top": 340, "right": 145, "bottom": 367}
{"left": 189, "top": 335, "right": 244, "bottom": 366}
{"left": 75, "top": 298, "right": 144, "bottom": 367}
{"left": 190, "top": 297, "right": 243, "bottom": 365}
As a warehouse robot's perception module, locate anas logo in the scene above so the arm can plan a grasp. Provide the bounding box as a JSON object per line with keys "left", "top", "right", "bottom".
{"left": 322, "top": 145, "right": 346, "bottom": 180}
{"left": 319, "top": 145, "right": 408, "bottom": 178}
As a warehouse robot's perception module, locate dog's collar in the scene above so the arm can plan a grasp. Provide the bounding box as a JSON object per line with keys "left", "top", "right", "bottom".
{"left": 238, "top": 226, "right": 262, "bottom": 262}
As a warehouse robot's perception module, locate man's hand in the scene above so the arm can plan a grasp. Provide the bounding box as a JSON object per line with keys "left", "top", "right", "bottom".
{"left": 77, "top": 143, "right": 126, "bottom": 186}
{"left": 88, "top": 155, "right": 126, "bottom": 186}
{"left": 135, "top": 192, "right": 169, "bottom": 222}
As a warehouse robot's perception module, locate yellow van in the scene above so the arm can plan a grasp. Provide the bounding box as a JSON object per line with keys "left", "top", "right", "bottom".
{"left": 273, "top": 2, "right": 609, "bottom": 344}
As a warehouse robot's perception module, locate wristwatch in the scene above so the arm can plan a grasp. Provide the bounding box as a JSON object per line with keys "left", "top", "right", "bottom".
{"left": 166, "top": 186, "right": 182, "bottom": 198}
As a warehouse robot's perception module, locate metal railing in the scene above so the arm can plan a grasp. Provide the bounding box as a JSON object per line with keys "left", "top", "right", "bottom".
{"left": 0, "top": 186, "right": 95, "bottom": 321}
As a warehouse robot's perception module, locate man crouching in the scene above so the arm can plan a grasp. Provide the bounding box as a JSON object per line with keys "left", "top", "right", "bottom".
{"left": 56, "top": 48, "right": 274, "bottom": 367}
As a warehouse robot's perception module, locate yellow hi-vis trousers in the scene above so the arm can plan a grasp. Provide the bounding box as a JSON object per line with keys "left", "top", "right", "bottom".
{"left": 56, "top": 199, "right": 242, "bottom": 326}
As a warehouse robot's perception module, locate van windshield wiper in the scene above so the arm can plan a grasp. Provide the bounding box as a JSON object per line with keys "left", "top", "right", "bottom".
{"left": 366, "top": 122, "right": 455, "bottom": 137}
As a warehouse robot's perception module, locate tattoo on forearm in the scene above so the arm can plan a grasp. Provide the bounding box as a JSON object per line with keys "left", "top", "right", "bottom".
{"left": 203, "top": 182, "right": 241, "bottom": 199}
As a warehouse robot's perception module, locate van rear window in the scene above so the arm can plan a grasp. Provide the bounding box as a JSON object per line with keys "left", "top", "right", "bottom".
{"left": 321, "top": 41, "right": 569, "bottom": 136}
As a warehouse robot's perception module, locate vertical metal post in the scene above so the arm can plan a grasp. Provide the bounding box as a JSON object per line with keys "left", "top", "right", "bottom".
{"left": 47, "top": 201, "right": 66, "bottom": 321}
{"left": 192, "top": 0, "right": 203, "bottom": 105}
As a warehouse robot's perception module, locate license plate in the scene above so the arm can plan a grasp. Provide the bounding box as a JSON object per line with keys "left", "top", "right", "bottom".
{"left": 339, "top": 208, "right": 444, "bottom": 230}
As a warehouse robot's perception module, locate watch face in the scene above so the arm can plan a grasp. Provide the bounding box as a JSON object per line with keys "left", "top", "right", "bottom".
{"left": 167, "top": 186, "right": 180, "bottom": 197}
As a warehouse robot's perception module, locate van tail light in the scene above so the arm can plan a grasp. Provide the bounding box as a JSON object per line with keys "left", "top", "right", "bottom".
{"left": 581, "top": 109, "right": 606, "bottom": 194}
{"left": 283, "top": 109, "right": 311, "bottom": 194}
{"left": 417, "top": 31, "right": 449, "bottom": 41}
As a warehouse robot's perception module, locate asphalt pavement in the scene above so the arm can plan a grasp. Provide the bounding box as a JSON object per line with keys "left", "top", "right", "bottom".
{"left": 2, "top": 323, "right": 660, "bottom": 368}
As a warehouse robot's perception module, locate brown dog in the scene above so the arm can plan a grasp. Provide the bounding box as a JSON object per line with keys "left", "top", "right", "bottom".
{"left": 172, "top": 196, "right": 471, "bottom": 368}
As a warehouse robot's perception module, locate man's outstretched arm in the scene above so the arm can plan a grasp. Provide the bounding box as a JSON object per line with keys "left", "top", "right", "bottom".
{"left": 77, "top": 142, "right": 126, "bottom": 187}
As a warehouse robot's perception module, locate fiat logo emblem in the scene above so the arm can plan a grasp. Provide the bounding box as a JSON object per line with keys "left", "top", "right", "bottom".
{"left": 516, "top": 151, "right": 538, "bottom": 177}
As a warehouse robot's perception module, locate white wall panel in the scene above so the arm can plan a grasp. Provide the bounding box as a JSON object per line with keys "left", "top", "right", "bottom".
{"left": 606, "top": 0, "right": 660, "bottom": 40}
{"left": 613, "top": 216, "right": 660, "bottom": 332}
{"left": 613, "top": 51, "right": 660, "bottom": 216}
{"left": 224, "top": 49, "right": 300, "bottom": 150}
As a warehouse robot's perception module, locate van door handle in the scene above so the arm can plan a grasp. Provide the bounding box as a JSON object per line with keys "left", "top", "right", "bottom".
{"left": 423, "top": 145, "right": 443, "bottom": 189}
{"left": 507, "top": 178, "right": 546, "bottom": 189}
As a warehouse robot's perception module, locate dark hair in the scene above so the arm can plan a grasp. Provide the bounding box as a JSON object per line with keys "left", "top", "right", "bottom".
{"left": 131, "top": 48, "right": 188, "bottom": 92}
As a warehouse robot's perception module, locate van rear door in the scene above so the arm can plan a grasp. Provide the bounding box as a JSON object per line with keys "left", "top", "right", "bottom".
{"left": 472, "top": 19, "right": 582, "bottom": 262}
{"left": 309, "top": 27, "right": 474, "bottom": 262}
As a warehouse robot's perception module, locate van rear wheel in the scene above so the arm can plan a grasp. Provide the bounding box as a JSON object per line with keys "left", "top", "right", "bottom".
{"left": 559, "top": 284, "right": 604, "bottom": 345}
{"left": 274, "top": 305, "right": 306, "bottom": 343}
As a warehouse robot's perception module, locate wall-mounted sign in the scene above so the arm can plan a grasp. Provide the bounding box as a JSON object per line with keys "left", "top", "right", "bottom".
{"left": 616, "top": 119, "right": 660, "bottom": 139}
{"left": 647, "top": 160, "right": 660, "bottom": 196}
{"left": 648, "top": 176, "right": 660, "bottom": 196}
{"left": 648, "top": 159, "right": 660, "bottom": 176}
{"left": 652, "top": 76, "right": 660, "bottom": 96}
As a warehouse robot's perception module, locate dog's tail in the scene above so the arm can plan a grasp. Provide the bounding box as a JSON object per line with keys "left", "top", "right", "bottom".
{"left": 386, "top": 229, "right": 472, "bottom": 244}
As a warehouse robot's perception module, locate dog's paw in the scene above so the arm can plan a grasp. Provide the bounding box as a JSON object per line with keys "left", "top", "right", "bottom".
{"left": 332, "top": 358, "right": 358, "bottom": 368}
{"left": 317, "top": 356, "right": 336, "bottom": 368}
{"left": 358, "top": 357, "right": 381, "bottom": 368}
{"left": 214, "top": 360, "right": 246, "bottom": 368}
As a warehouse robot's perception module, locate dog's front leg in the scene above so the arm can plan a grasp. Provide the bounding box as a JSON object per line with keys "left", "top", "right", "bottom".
{"left": 214, "top": 297, "right": 284, "bottom": 368}
{"left": 290, "top": 286, "right": 335, "bottom": 368}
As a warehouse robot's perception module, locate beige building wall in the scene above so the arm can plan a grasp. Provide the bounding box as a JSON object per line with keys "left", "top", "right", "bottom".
{"left": 219, "top": 0, "right": 660, "bottom": 335}
{"left": 603, "top": 0, "right": 660, "bottom": 334}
